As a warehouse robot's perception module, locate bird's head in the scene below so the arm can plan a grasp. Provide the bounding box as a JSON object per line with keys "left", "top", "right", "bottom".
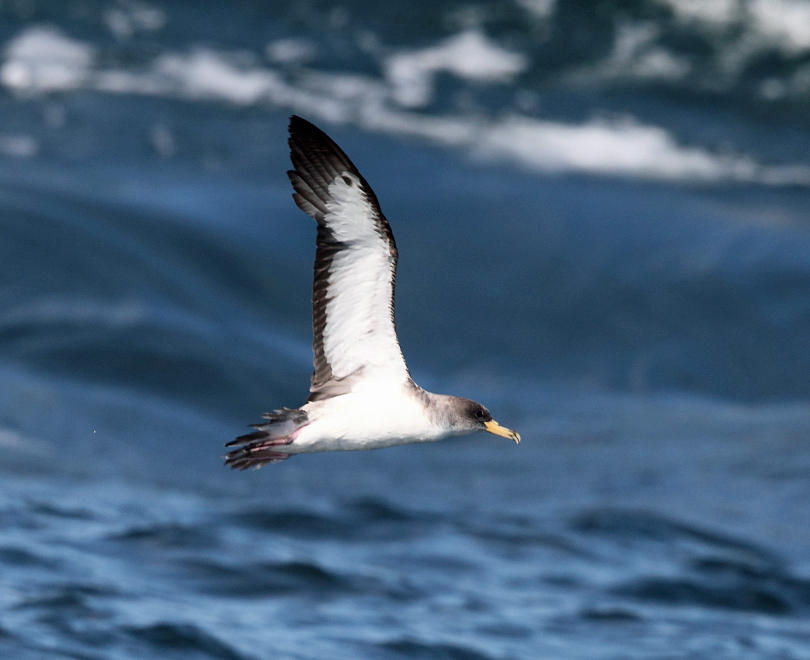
{"left": 458, "top": 399, "right": 521, "bottom": 444}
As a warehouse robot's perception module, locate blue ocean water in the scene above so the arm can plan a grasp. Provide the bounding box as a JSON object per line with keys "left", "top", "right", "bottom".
{"left": 2, "top": 2, "right": 810, "bottom": 658}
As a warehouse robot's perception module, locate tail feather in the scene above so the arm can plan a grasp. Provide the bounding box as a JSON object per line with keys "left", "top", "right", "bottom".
{"left": 225, "top": 407, "right": 308, "bottom": 470}
{"left": 227, "top": 450, "right": 291, "bottom": 471}
{"left": 226, "top": 430, "right": 268, "bottom": 447}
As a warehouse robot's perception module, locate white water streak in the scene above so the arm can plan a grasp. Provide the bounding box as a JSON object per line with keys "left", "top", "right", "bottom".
{"left": 2, "top": 24, "right": 810, "bottom": 186}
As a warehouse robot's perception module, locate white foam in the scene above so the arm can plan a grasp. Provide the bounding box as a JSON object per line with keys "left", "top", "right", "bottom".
{"left": 96, "top": 49, "right": 287, "bottom": 105}
{"left": 474, "top": 116, "right": 751, "bottom": 181}
{"left": 655, "top": 0, "right": 739, "bottom": 27}
{"left": 659, "top": 0, "right": 810, "bottom": 54}
{"left": 266, "top": 38, "right": 316, "bottom": 64}
{"left": 2, "top": 24, "right": 808, "bottom": 186}
{"left": 749, "top": 0, "right": 810, "bottom": 52}
{"left": 333, "top": 107, "right": 810, "bottom": 185}
{"left": 574, "top": 23, "right": 690, "bottom": 82}
{"left": 384, "top": 30, "right": 527, "bottom": 107}
{"left": 152, "top": 49, "right": 281, "bottom": 105}
{"left": 104, "top": 0, "right": 166, "bottom": 40}
{"left": 1, "top": 25, "right": 94, "bottom": 93}
{"left": 357, "top": 107, "right": 477, "bottom": 147}
{"left": 515, "top": 0, "right": 557, "bottom": 20}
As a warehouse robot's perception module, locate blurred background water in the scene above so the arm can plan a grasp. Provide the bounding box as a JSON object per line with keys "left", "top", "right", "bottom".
{"left": 2, "top": 1, "right": 810, "bottom": 658}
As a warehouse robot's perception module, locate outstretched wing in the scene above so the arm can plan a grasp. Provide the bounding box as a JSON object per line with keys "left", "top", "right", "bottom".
{"left": 287, "top": 116, "right": 410, "bottom": 401}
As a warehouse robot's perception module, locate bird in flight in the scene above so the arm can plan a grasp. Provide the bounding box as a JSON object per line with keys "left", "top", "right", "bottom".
{"left": 225, "top": 116, "right": 520, "bottom": 469}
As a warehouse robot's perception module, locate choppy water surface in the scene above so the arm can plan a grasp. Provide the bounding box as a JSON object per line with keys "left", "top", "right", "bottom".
{"left": 2, "top": 2, "right": 810, "bottom": 658}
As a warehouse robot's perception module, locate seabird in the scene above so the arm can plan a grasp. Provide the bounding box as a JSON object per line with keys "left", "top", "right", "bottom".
{"left": 225, "top": 116, "right": 520, "bottom": 470}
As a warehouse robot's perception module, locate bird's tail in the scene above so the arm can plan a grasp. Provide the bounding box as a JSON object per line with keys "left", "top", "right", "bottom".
{"left": 225, "top": 407, "right": 308, "bottom": 470}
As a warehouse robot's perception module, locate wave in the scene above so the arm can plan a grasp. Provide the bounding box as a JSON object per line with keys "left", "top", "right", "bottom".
{"left": 385, "top": 29, "right": 527, "bottom": 108}
{"left": 377, "top": 638, "right": 495, "bottom": 660}
{"left": 231, "top": 496, "right": 436, "bottom": 542}
{"left": 3, "top": 24, "right": 809, "bottom": 186}
{"left": 614, "top": 568, "right": 810, "bottom": 615}
{"left": 573, "top": 508, "right": 810, "bottom": 616}
{"left": 573, "top": 508, "right": 781, "bottom": 563}
{"left": 658, "top": 0, "right": 810, "bottom": 54}
{"left": 13, "top": 582, "right": 119, "bottom": 619}
{"left": 123, "top": 623, "right": 245, "bottom": 660}
{"left": 110, "top": 522, "right": 219, "bottom": 549}
{"left": 180, "top": 557, "right": 362, "bottom": 598}
{"left": 0, "top": 544, "right": 56, "bottom": 568}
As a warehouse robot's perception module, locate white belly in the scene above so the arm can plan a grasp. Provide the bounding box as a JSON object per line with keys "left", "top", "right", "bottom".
{"left": 292, "top": 386, "right": 444, "bottom": 453}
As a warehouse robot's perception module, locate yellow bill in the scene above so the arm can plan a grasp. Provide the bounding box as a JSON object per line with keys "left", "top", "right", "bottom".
{"left": 484, "top": 419, "right": 521, "bottom": 444}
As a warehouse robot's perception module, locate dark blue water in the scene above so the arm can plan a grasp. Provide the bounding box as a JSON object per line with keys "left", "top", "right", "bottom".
{"left": 2, "top": 2, "right": 810, "bottom": 658}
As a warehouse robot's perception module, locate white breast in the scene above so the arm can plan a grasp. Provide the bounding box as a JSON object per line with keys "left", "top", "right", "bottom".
{"left": 294, "top": 385, "right": 444, "bottom": 452}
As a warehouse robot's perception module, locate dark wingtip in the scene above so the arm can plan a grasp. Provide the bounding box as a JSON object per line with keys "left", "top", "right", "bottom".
{"left": 289, "top": 115, "right": 328, "bottom": 143}
{"left": 288, "top": 114, "right": 303, "bottom": 134}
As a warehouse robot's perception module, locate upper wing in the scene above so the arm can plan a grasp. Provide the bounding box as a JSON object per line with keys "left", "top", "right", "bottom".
{"left": 287, "top": 116, "right": 410, "bottom": 401}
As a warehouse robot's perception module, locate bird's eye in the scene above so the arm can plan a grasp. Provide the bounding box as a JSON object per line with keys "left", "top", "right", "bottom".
{"left": 475, "top": 408, "right": 486, "bottom": 420}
